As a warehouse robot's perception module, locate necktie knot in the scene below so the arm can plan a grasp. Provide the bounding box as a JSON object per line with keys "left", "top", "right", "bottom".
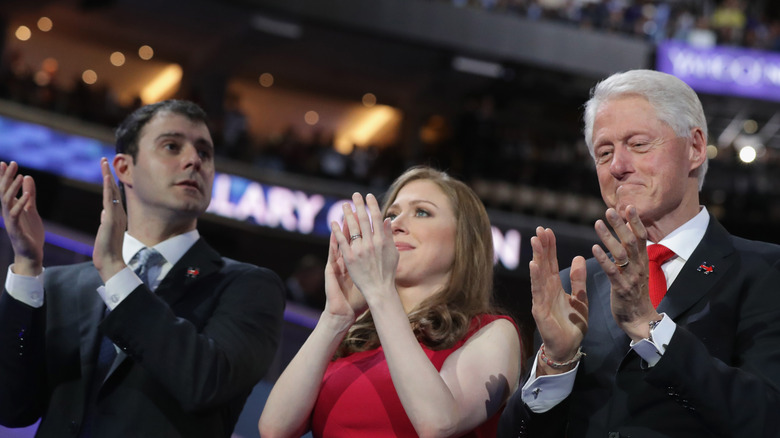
{"left": 133, "top": 247, "right": 165, "bottom": 290}
{"left": 648, "top": 244, "right": 675, "bottom": 265}
{"left": 647, "top": 244, "right": 675, "bottom": 308}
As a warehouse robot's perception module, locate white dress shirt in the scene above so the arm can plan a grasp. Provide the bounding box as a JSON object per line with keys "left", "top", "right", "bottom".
{"left": 522, "top": 207, "right": 710, "bottom": 413}
{"left": 5, "top": 230, "right": 200, "bottom": 310}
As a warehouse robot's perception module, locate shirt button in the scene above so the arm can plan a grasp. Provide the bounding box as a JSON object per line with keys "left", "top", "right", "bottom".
{"left": 110, "top": 295, "right": 119, "bottom": 304}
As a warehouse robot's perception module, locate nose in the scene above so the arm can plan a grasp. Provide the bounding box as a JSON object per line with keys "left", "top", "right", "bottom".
{"left": 391, "top": 213, "right": 407, "bottom": 235}
{"left": 609, "top": 144, "right": 633, "bottom": 179}
{"left": 182, "top": 144, "right": 202, "bottom": 171}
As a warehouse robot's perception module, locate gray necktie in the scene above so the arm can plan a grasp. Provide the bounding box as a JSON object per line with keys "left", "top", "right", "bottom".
{"left": 133, "top": 247, "right": 165, "bottom": 290}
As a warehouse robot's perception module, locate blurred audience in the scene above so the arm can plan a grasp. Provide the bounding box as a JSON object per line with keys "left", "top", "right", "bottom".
{"left": 1, "top": 11, "right": 779, "bottom": 269}
{"left": 438, "top": 0, "right": 780, "bottom": 50}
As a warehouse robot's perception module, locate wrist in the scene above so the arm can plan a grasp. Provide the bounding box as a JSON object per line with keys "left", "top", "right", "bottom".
{"left": 363, "top": 286, "right": 400, "bottom": 311}
{"left": 537, "top": 343, "right": 584, "bottom": 375}
{"left": 97, "top": 261, "right": 127, "bottom": 284}
{"left": 620, "top": 311, "right": 663, "bottom": 342}
{"left": 12, "top": 257, "right": 43, "bottom": 277}
{"left": 319, "top": 311, "right": 356, "bottom": 335}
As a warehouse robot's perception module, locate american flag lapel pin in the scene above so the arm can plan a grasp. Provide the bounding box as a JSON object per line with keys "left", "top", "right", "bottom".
{"left": 697, "top": 262, "right": 714, "bottom": 275}
{"left": 186, "top": 267, "right": 200, "bottom": 279}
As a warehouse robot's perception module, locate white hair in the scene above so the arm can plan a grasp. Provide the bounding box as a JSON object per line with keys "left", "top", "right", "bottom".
{"left": 583, "top": 69, "right": 709, "bottom": 190}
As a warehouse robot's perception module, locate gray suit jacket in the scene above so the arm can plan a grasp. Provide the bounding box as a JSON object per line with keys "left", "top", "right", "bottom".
{"left": 498, "top": 218, "right": 780, "bottom": 438}
{"left": 0, "top": 238, "right": 285, "bottom": 437}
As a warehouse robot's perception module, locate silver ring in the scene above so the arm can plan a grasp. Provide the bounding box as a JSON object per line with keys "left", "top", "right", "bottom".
{"left": 112, "top": 199, "right": 120, "bottom": 205}
{"left": 349, "top": 234, "right": 362, "bottom": 242}
{"left": 615, "top": 259, "right": 629, "bottom": 268}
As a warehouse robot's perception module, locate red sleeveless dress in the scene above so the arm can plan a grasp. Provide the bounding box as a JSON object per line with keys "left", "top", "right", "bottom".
{"left": 310, "top": 314, "right": 518, "bottom": 437}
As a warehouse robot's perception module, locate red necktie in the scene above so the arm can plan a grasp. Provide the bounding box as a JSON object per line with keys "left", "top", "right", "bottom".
{"left": 647, "top": 244, "right": 676, "bottom": 308}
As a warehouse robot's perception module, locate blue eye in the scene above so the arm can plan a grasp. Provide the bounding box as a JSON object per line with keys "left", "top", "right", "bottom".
{"left": 415, "top": 209, "right": 430, "bottom": 217}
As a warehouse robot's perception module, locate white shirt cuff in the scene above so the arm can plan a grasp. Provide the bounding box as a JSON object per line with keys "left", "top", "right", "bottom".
{"left": 521, "top": 350, "right": 579, "bottom": 413}
{"left": 97, "top": 267, "right": 142, "bottom": 310}
{"left": 629, "top": 312, "right": 676, "bottom": 367}
{"left": 5, "top": 265, "right": 45, "bottom": 308}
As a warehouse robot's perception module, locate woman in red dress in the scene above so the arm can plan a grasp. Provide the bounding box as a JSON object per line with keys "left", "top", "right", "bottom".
{"left": 259, "top": 166, "right": 522, "bottom": 438}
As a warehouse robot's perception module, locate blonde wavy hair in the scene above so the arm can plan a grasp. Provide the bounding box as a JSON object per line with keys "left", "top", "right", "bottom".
{"left": 337, "top": 166, "right": 497, "bottom": 357}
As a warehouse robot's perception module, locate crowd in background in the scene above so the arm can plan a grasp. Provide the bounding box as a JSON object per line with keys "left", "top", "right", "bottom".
{"left": 440, "top": 0, "right": 780, "bottom": 50}
{"left": 1, "top": 0, "right": 780, "bottom": 252}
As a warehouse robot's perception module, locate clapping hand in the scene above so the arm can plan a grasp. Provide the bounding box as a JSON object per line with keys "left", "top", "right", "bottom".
{"left": 592, "top": 206, "right": 659, "bottom": 341}
{"left": 92, "top": 158, "right": 128, "bottom": 283}
{"left": 529, "top": 227, "right": 588, "bottom": 374}
{"left": 0, "top": 161, "right": 44, "bottom": 276}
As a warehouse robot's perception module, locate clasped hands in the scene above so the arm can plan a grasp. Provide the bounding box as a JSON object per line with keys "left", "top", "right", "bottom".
{"left": 323, "top": 193, "right": 398, "bottom": 325}
{"left": 531, "top": 205, "right": 660, "bottom": 375}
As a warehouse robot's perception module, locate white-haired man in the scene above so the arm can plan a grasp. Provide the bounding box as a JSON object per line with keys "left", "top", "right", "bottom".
{"left": 499, "top": 70, "right": 780, "bottom": 437}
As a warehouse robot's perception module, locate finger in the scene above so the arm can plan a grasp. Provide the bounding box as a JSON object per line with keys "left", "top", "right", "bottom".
{"left": 528, "top": 259, "right": 543, "bottom": 300}
{"left": 604, "top": 208, "right": 639, "bottom": 260}
{"left": 21, "top": 176, "right": 37, "bottom": 213}
{"left": 102, "top": 158, "right": 122, "bottom": 202}
{"left": 331, "top": 220, "right": 350, "bottom": 252}
{"left": 592, "top": 242, "right": 627, "bottom": 286}
{"left": 570, "top": 255, "right": 589, "bottom": 317}
{"left": 544, "top": 228, "right": 560, "bottom": 275}
{"left": 102, "top": 173, "right": 114, "bottom": 215}
{"left": 0, "top": 161, "right": 18, "bottom": 194}
{"left": 594, "top": 218, "right": 627, "bottom": 266}
{"left": 625, "top": 206, "right": 647, "bottom": 254}
{"left": 326, "top": 229, "right": 340, "bottom": 267}
{"left": 8, "top": 190, "right": 30, "bottom": 218}
{"left": 383, "top": 217, "right": 392, "bottom": 240}
{"left": 529, "top": 233, "right": 554, "bottom": 302}
{"left": 3, "top": 174, "right": 24, "bottom": 212}
{"left": 341, "top": 201, "right": 361, "bottom": 243}
{"left": 530, "top": 231, "right": 546, "bottom": 276}
{"left": 365, "top": 193, "right": 384, "bottom": 238}
{"left": 351, "top": 192, "right": 372, "bottom": 238}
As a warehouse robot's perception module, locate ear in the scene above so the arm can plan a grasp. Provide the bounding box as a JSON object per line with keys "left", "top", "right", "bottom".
{"left": 113, "top": 154, "right": 133, "bottom": 188}
{"left": 688, "top": 127, "right": 707, "bottom": 172}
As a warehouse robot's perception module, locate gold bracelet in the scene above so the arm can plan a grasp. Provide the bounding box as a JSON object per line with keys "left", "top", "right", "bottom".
{"left": 540, "top": 343, "right": 585, "bottom": 369}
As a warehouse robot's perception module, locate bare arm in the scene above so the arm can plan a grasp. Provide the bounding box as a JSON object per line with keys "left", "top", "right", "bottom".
{"left": 337, "top": 193, "right": 521, "bottom": 437}
{"left": 259, "top": 222, "right": 367, "bottom": 438}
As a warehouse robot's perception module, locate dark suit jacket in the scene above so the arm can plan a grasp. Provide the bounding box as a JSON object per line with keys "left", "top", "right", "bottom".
{"left": 0, "top": 238, "right": 285, "bottom": 438}
{"left": 498, "top": 218, "right": 780, "bottom": 438}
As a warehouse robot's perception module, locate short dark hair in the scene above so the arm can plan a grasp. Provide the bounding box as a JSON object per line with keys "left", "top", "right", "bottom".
{"left": 114, "top": 100, "right": 209, "bottom": 204}
{"left": 115, "top": 99, "right": 209, "bottom": 160}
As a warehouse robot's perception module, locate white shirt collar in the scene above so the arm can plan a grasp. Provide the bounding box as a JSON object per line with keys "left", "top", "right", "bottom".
{"left": 652, "top": 206, "right": 709, "bottom": 263}
{"left": 122, "top": 229, "right": 200, "bottom": 266}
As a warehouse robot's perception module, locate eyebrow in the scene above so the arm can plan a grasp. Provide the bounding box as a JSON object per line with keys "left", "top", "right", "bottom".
{"left": 389, "top": 199, "right": 439, "bottom": 209}
{"left": 156, "top": 132, "right": 214, "bottom": 149}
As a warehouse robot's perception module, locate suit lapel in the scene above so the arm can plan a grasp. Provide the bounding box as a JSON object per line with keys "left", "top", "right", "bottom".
{"left": 657, "top": 218, "right": 735, "bottom": 320}
{"left": 155, "top": 238, "right": 223, "bottom": 306}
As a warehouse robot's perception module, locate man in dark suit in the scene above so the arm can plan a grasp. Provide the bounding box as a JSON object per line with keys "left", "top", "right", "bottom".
{"left": 0, "top": 100, "right": 286, "bottom": 437}
{"left": 498, "top": 70, "right": 780, "bottom": 437}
